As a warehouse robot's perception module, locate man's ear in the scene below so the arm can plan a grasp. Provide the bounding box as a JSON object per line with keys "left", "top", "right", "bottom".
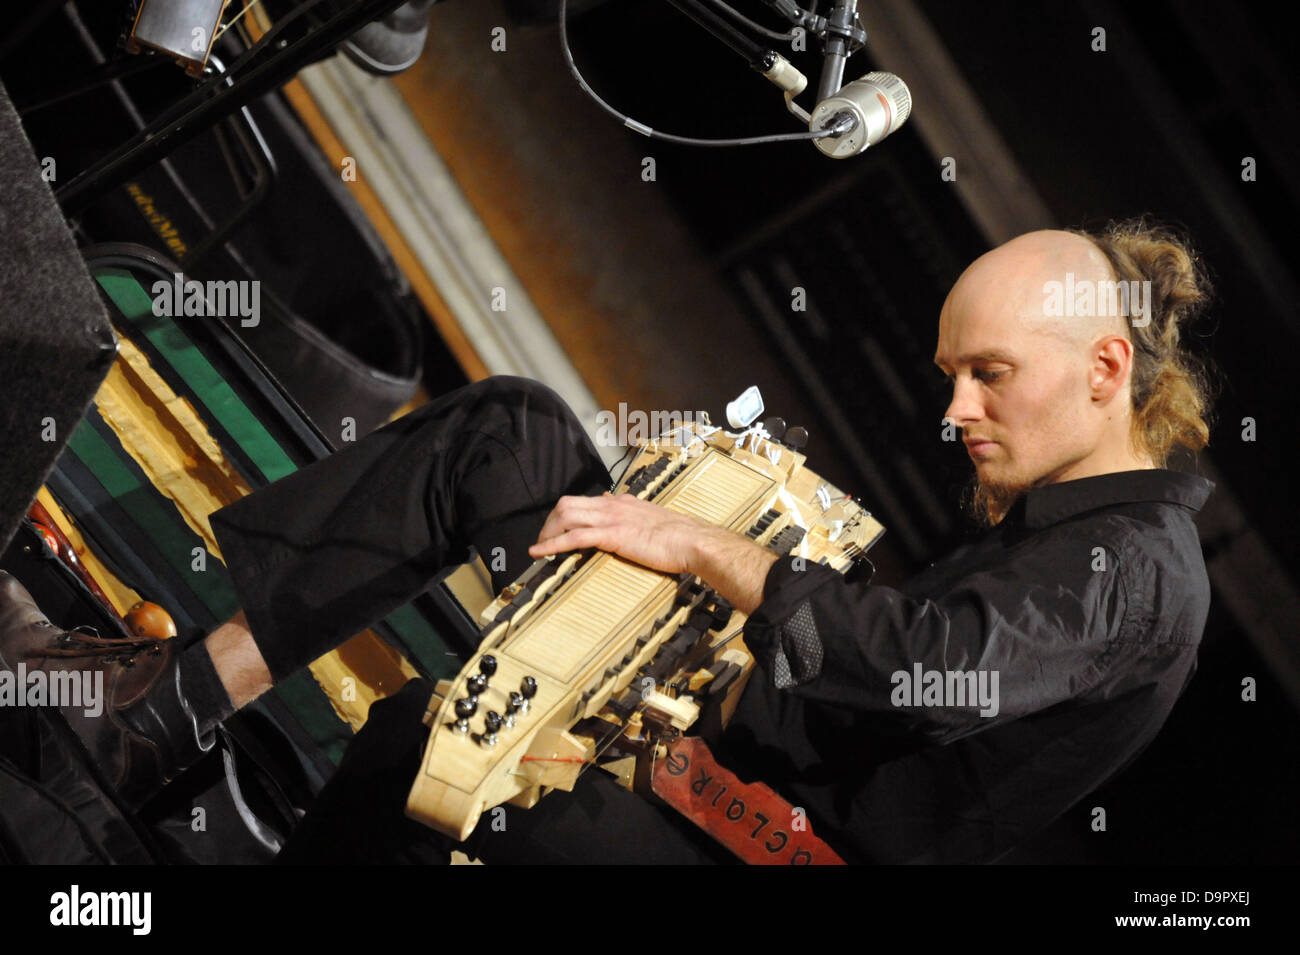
{"left": 1090, "top": 335, "right": 1133, "bottom": 401}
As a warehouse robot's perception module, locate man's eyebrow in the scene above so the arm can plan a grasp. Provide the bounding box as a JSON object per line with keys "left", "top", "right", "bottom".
{"left": 933, "top": 350, "right": 1018, "bottom": 368}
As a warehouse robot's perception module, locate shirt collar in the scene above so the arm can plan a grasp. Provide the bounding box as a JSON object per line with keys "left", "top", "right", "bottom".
{"left": 1014, "top": 469, "right": 1214, "bottom": 530}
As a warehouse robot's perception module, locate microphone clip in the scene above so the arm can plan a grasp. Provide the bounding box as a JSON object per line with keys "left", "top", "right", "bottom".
{"left": 822, "top": 3, "right": 868, "bottom": 54}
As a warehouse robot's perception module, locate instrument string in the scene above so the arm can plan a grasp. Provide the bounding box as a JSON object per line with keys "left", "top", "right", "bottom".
{"left": 216, "top": 0, "right": 264, "bottom": 42}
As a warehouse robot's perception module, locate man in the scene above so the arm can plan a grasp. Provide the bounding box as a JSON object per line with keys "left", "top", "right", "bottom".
{"left": 0, "top": 220, "right": 1215, "bottom": 863}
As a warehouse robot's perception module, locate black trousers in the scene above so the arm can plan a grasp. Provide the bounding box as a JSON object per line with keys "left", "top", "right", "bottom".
{"left": 210, "top": 376, "right": 730, "bottom": 864}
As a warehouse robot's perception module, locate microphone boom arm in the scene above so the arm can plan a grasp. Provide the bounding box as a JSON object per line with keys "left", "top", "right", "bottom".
{"left": 662, "top": 0, "right": 779, "bottom": 70}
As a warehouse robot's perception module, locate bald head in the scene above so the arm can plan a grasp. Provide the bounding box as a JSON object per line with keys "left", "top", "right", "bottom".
{"left": 934, "top": 229, "right": 1152, "bottom": 523}
{"left": 948, "top": 230, "right": 1127, "bottom": 350}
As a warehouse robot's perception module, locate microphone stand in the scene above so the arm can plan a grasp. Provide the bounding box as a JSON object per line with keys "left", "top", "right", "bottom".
{"left": 661, "top": 0, "right": 781, "bottom": 72}
{"left": 660, "top": 0, "right": 866, "bottom": 101}
{"left": 816, "top": 1, "right": 859, "bottom": 100}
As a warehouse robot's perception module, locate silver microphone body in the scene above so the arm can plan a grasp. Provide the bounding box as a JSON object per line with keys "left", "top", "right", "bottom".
{"left": 809, "top": 71, "right": 913, "bottom": 157}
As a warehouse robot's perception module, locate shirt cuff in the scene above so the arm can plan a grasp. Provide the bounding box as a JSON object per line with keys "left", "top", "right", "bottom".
{"left": 744, "top": 556, "right": 843, "bottom": 689}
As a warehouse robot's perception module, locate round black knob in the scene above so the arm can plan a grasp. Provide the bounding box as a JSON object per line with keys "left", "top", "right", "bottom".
{"left": 484, "top": 711, "right": 503, "bottom": 734}
{"left": 762, "top": 416, "right": 787, "bottom": 440}
{"left": 479, "top": 655, "right": 498, "bottom": 677}
{"left": 467, "top": 674, "right": 488, "bottom": 696}
{"left": 454, "top": 697, "right": 477, "bottom": 719}
{"left": 785, "top": 426, "right": 809, "bottom": 450}
{"left": 506, "top": 691, "right": 524, "bottom": 715}
{"left": 520, "top": 675, "right": 538, "bottom": 699}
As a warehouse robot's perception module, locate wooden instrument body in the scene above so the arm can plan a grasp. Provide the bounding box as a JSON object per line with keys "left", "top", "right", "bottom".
{"left": 405, "top": 420, "right": 884, "bottom": 841}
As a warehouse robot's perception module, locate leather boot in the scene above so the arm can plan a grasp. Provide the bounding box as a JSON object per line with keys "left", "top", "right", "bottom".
{"left": 0, "top": 570, "right": 213, "bottom": 812}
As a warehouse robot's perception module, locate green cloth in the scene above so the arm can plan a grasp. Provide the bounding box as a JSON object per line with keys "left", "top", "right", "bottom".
{"left": 76, "top": 268, "right": 460, "bottom": 764}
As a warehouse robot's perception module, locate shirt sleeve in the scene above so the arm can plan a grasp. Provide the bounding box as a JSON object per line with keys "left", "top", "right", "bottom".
{"left": 740, "top": 540, "right": 1133, "bottom": 745}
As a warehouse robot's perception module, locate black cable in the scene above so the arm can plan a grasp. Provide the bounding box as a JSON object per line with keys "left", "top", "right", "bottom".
{"left": 559, "top": 0, "right": 844, "bottom": 147}
{"left": 702, "top": 0, "right": 797, "bottom": 42}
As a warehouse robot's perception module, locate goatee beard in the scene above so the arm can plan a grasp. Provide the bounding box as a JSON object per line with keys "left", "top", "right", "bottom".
{"left": 962, "top": 471, "right": 1031, "bottom": 528}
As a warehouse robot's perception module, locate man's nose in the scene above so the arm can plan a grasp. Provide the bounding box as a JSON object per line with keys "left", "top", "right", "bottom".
{"left": 944, "top": 376, "right": 984, "bottom": 427}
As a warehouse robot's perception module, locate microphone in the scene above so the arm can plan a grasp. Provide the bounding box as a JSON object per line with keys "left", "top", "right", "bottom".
{"left": 809, "top": 71, "right": 912, "bottom": 158}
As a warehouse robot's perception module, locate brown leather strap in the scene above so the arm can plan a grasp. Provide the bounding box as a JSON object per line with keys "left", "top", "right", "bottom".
{"left": 651, "top": 737, "right": 846, "bottom": 865}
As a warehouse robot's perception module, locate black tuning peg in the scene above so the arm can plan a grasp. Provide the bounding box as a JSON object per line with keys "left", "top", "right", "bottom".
{"left": 762, "top": 416, "right": 787, "bottom": 440}
{"left": 479, "top": 655, "right": 498, "bottom": 677}
{"left": 785, "top": 426, "right": 809, "bottom": 450}
{"left": 708, "top": 599, "right": 734, "bottom": 632}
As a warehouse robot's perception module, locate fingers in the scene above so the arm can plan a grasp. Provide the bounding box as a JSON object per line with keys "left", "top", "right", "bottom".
{"left": 526, "top": 493, "right": 697, "bottom": 567}
{"left": 528, "top": 494, "right": 647, "bottom": 557}
{"left": 528, "top": 525, "right": 605, "bottom": 557}
{"left": 532, "top": 494, "right": 620, "bottom": 552}
{"left": 534, "top": 495, "right": 600, "bottom": 542}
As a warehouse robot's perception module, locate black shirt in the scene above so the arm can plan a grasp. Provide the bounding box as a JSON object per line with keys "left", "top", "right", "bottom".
{"left": 723, "top": 468, "right": 1214, "bottom": 863}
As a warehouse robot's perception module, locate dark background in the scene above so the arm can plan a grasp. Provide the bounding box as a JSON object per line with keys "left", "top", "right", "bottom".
{"left": 4, "top": 0, "right": 1297, "bottom": 864}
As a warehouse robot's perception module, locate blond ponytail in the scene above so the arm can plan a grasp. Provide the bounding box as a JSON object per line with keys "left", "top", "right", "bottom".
{"left": 1069, "top": 217, "right": 1216, "bottom": 465}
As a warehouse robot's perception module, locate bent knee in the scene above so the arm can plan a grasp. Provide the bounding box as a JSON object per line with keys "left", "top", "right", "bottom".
{"left": 474, "top": 375, "right": 572, "bottom": 418}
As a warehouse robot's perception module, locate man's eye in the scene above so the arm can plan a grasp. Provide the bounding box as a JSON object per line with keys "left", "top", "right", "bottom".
{"left": 938, "top": 368, "right": 1003, "bottom": 384}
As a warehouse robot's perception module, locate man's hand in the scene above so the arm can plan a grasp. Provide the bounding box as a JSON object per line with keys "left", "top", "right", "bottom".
{"left": 528, "top": 493, "right": 778, "bottom": 615}
{"left": 529, "top": 493, "right": 706, "bottom": 575}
